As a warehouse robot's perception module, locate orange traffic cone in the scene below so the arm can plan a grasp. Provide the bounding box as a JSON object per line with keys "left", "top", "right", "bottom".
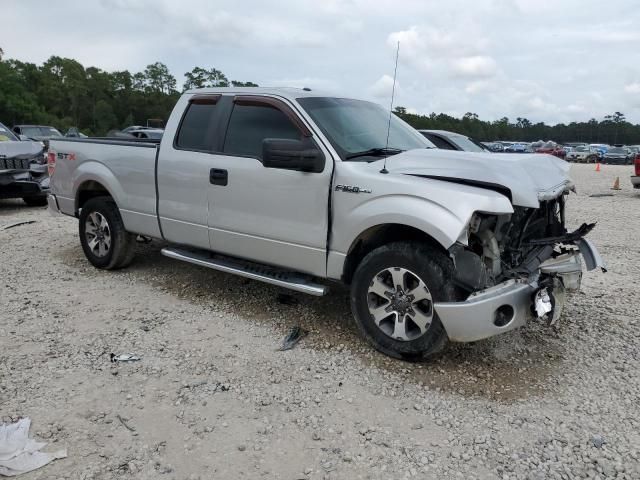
{"left": 611, "top": 176, "right": 621, "bottom": 190}
{"left": 595, "top": 162, "right": 601, "bottom": 172}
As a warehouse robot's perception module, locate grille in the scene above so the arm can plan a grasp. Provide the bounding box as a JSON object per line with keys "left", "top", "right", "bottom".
{"left": 0, "top": 157, "right": 33, "bottom": 170}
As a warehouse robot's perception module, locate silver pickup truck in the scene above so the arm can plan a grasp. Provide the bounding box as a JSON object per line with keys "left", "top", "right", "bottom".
{"left": 48, "top": 87, "right": 604, "bottom": 360}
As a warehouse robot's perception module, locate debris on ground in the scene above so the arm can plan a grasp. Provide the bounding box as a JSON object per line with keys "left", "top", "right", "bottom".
{"left": 588, "top": 193, "right": 614, "bottom": 197}
{"left": 0, "top": 418, "right": 67, "bottom": 477}
{"left": 591, "top": 434, "right": 605, "bottom": 449}
{"left": 278, "top": 326, "right": 308, "bottom": 351}
{"left": 135, "top": 235, "right": 152, "bottom": 243}
{"left": 116, "top": 415, "right": 136, "bottom": 433}
{"left": 276, "top": 293, "right": 299, "bottom": 306}
{"left": 2, "top": 220, "right": 37, "bottom": 231}
{"left": 110, "top": 353, "right": 141, "bottom": 363}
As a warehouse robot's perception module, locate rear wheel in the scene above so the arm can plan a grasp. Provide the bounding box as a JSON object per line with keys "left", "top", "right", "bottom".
{"left": 350, "top": 241, "right": 458, "bottom": 361}
{"left": 22, "top": 196, "right": 47, "bottom": 207}
{"left": 79, "top": 196, "right": 135, "bottom": 270}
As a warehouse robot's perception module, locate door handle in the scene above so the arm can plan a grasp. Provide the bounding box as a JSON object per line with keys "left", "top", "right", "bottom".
{"left": 209, "top": 168, "right": 228, "bottom": 186}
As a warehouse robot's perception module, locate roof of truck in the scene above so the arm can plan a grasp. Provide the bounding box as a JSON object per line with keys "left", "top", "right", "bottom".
{"left": 185, "top": 87, "right": 336, "bottom": 100}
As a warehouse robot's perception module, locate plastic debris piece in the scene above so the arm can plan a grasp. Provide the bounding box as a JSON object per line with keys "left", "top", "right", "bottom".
{"left": 534, "top": 288, "right": 553, "bottom": 319}
{"left": 2, "top": 220, "right": 36, "bottom": 230}
{"left": 589, "top": 193, "right": 614, "bottom": 198}
{"left": 278, "top": 326, "right": 308, "bottom": 351}
{"left": 116, "top": 415, "right": 135, "bottom": 432}
{"left": 0, "top": 418, "right": 67, "bottom": 477}
{"left": 110, "top": 353, "right": 141, "bottom": 363}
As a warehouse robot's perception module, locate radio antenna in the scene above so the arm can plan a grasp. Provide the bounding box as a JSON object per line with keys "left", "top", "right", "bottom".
{"left": 381, "top": 40, "right": 400, "bottom": 174}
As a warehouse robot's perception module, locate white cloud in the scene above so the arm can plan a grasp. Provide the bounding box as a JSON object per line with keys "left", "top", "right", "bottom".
{"left": 451, "top": 56, "right": 498, "bottom": 78}
{"left": 624, "top": 82, "right": 640, "bottom": 94}
{"left": 369, "top": 75, "right": 398, "bottom": 99}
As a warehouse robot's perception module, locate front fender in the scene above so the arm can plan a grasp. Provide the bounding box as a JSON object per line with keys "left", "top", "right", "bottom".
{"left": 332, "top": 188, "right": 513, "bottom": 255}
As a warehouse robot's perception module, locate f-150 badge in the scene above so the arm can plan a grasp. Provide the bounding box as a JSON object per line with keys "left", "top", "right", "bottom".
{"left": 335, "top": 184, "right": 372, "bottom": 194}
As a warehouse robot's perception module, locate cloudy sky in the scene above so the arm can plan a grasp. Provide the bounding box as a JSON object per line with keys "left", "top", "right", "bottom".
{"left": 3, "top": 0, "right": 640, "bottom": 123}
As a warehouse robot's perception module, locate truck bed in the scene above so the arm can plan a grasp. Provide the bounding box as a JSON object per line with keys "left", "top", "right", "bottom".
{"left": 49, "top": 137, "right": 161, "bottom": 238}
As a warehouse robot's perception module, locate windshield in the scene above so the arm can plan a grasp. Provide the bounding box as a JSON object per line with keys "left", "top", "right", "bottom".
{"left": 575, "top": 146, "right": 589, "bottom": 152}
{"left": 609, "top": 147, "right": 625, "bottom": 154}
{"left": 0, "top": 123, "right": 18, "bottom": 141}
{"left": 449, "top": 135, "right": 487, "bottom": 152}
{"left": 21, "top": 126, "right": 63, "bottom": 137}
{"left": 297, "top": 97, "right": 435, "bottom": 160}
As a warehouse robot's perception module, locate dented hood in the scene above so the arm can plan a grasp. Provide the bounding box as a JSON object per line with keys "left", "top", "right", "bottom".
{"left": 383, "top": 149, "right": 572, "bottom": 208}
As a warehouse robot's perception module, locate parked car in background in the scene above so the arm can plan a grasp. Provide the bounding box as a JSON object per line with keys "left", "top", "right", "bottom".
{"left": 566, "top": 145, "right": 599, "bottom": 163}
{"left": 482, "top": 142, "right": 504, "bottom": 152}
{"left": 590, "top": 144, "right": 609, "bottom": 161}
{"left": 107, "top": 127, "right": 164, "bottom": 140}
{"left": 0, "top": 122, "right": 49, "bottom": 206}
{"left": 418, "top": 130, "right": 489, "bottom": 152}
{"left": 535, "top": 141, "right": 566, "bottom": 159}
{"left": 121, "top": 125, "right": 149, "bottom": 134}
{"left": 65, "top": 127, "right": 88, "bottom": 138}
{"left": 504, "top": 142, "right": 531, "bottom": 153}
{"left": 625, "top": 145, "right": 639, "bottom": 158}
{"left": 127, "top": 128, "right": 164, "bottom": 140}
{"left": 602, "top": 146, "right": 632, "bottom": 165}
{"left": 12, "top": 125, "right": 63, "bottom": 150}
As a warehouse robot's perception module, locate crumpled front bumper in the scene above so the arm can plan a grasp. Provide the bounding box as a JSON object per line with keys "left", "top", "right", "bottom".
{"left": 434, "top": 241, "right": 605, "bottom": 342}
{"left": 0, "top": 166, "right": 49, "bottom": 199}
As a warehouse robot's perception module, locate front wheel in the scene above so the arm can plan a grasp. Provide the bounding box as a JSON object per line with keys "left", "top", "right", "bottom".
{"left": 350, "top": 242, "right": 458, "bottom": 361}
{"left": 79, "top": 196, "right": 136, "bottom": 270}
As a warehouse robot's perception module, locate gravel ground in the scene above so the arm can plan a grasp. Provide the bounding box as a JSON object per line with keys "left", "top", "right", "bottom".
{"left": 1, "top": 163, "right": 638, "bottom": 480}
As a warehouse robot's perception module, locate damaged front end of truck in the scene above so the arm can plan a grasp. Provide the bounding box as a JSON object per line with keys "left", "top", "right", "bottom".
{"left": 437, "top": 188, "right": 605, "bottom": 342}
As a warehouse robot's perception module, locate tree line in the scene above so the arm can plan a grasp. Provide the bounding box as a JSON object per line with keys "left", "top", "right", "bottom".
{"left": 0, "top": 49, "right": 257, "bottom": 136}
{"left": 393, "top": 108, "right": 639, "bottom": 145}
{"left": 1, "top": 48, "right": 638, "bottom": 143}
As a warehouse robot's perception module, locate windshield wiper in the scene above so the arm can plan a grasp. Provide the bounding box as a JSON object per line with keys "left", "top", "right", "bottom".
{"left": 345, "top": 147, "right": 404, "bottom": 160}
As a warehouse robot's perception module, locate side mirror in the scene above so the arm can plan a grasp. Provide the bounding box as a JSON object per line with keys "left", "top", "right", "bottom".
{"left": 19, "top": 134, "right": 29, "bottom": 141}
{"left": 262, "top": 138, "right": 325, "bottom": 173}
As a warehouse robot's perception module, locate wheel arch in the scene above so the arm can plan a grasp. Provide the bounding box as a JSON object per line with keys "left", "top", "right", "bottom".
{"left": 75, "top": 180, "right": 114, "bottom": 214}
{"left": 340, "top": 223, "right": 449, "bottom": 285}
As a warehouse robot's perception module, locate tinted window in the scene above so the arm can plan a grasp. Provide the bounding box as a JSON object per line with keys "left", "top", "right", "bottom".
{"left": 176, "top": 102, "right": 217, "bottom": 151}
{"left": 425, "top": 133, "right": 457, "bottom": 150}
{"left": 223, "top": 104, "right": 301, "bottom": 159}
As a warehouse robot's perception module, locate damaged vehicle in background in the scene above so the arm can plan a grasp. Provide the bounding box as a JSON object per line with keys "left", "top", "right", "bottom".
{"left": 48, "top": 88, "right": 605, "bottom": 360}
{"left": 0, "top": 122, "right": 49, "bottom": 206}
{"left": 12, "top": 124, "right": 63, "bottom": 152}
{"left": 418, "top": 129, "right": 491, "bottom": 152}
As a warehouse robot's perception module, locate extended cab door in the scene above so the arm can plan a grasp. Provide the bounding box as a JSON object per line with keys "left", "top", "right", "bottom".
{"left": 206, "top": 95, "right": 333, "bottom": 277}
{"left": 156, "top": 94, "right": 223, "bottom": 249}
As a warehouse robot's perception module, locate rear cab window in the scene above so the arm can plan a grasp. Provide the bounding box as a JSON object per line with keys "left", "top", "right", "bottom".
{"left": 175, "top": 95, "right": 221, "bottom": 151}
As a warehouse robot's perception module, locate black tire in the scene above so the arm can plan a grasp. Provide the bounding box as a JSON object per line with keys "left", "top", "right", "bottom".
{"left": 79, "top": 196, "right": 135, "bottom": 270}
{"left": 22, "top": 196, "right": 47, "bottom": 207}
{"left": 350, "top": 241, "right": 458, "bottom": 361}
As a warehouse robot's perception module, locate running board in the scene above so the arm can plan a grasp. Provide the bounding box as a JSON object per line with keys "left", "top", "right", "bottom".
{"left": 161, "top": 247, "right": 328, "bottom": 296}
